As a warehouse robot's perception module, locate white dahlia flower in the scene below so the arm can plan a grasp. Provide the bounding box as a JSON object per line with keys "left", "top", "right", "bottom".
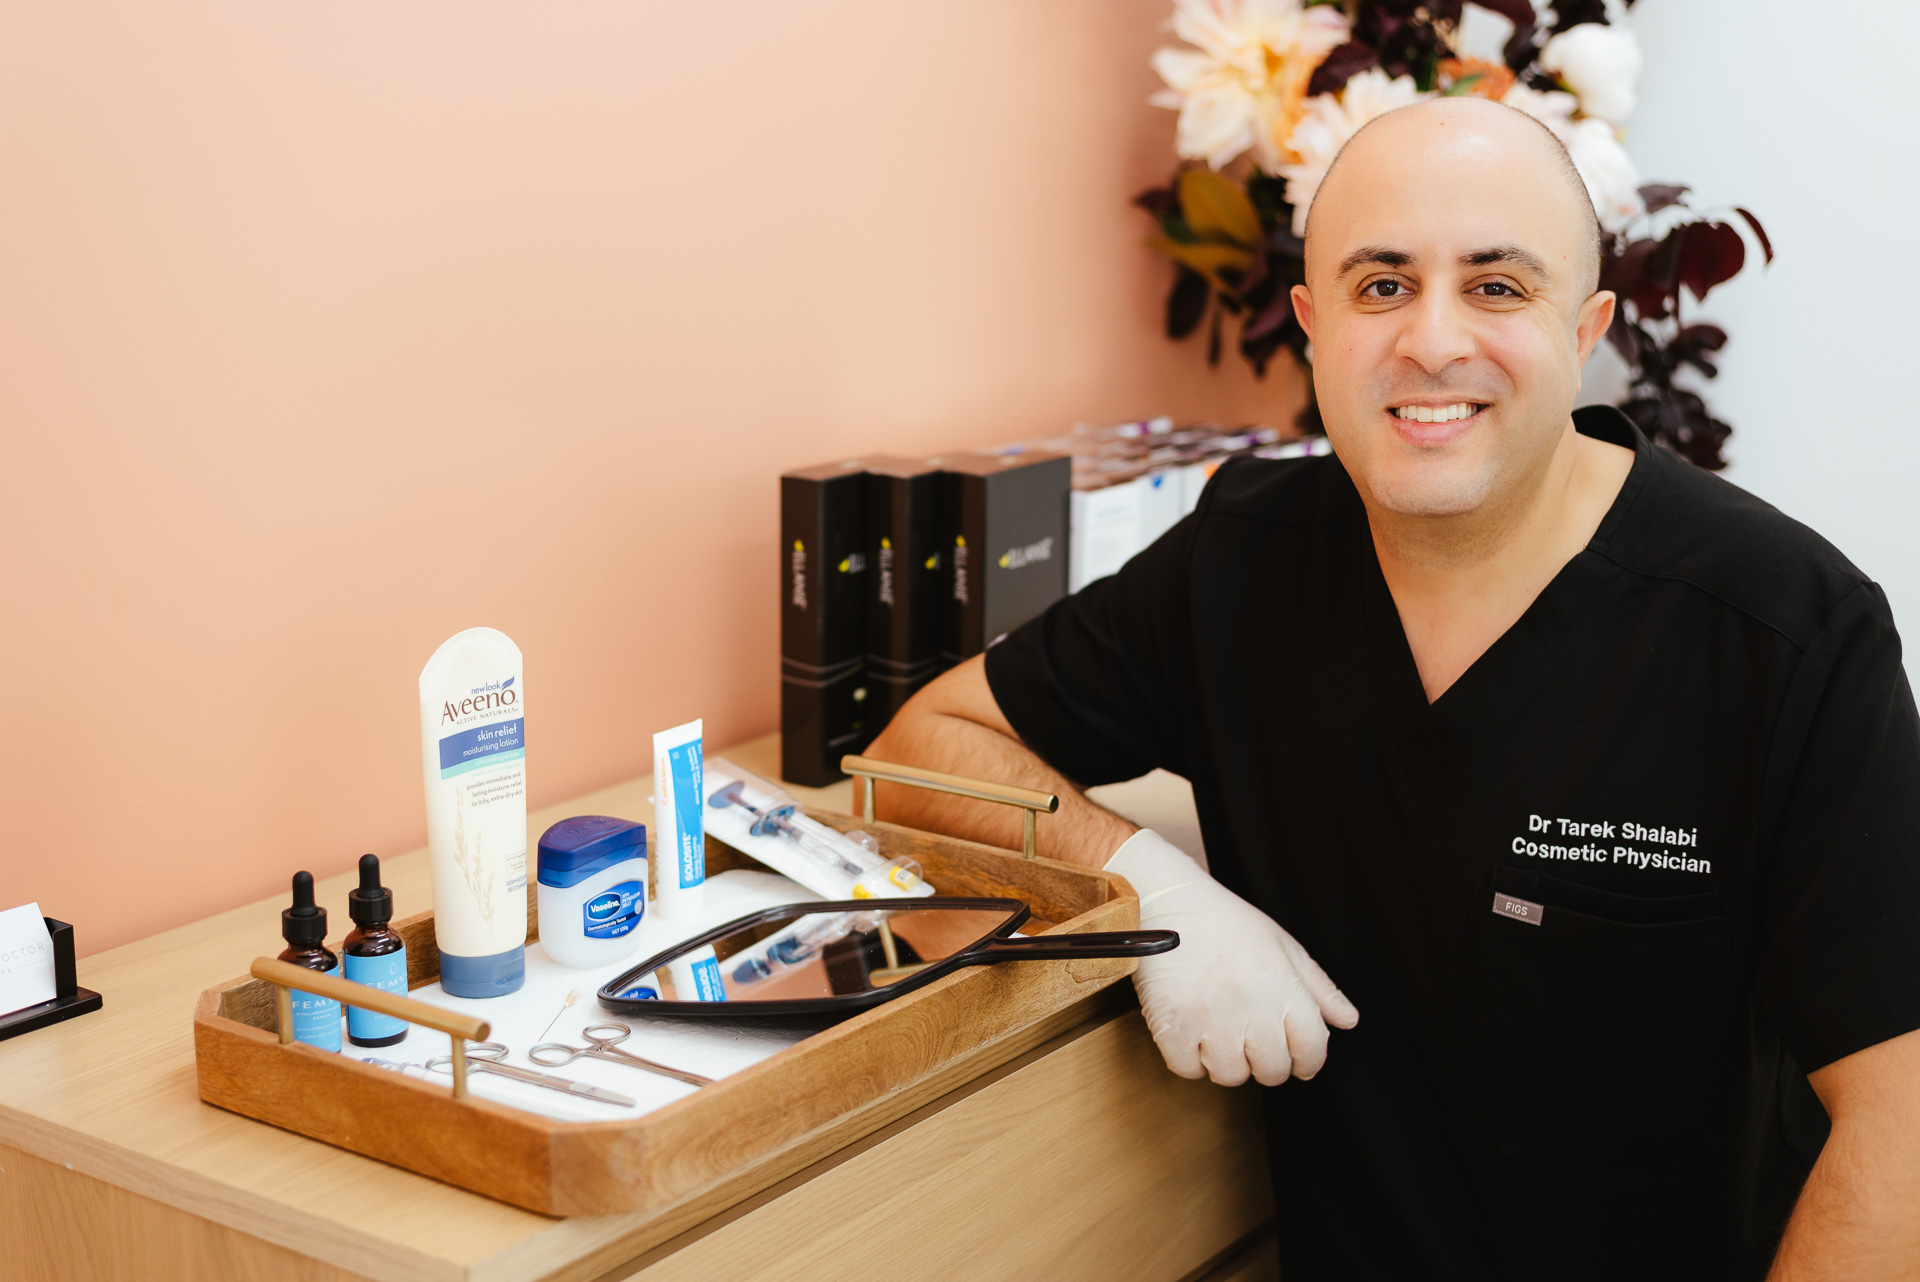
{"left": 1503, "top": 83, "right": 1645, "bottom": 233}
{"left": 1540, "top": 22, "right": 1643, "bottom": 124}
{"left": 1150, "top": 0, "right": 1352, "bottom": 172}
{"left": 1276, "top": 67, "right": 1432, "bottom": 236}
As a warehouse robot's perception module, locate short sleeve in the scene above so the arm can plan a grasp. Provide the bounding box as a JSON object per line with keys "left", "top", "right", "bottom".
{"left": 984, "top": 510, "right": 1200, "bottom": 788}
{"left": 1756, "top": 581, "right": 1920, "bottom": 1071}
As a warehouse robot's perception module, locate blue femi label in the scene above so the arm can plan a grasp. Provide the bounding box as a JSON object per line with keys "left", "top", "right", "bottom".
{"left": 582, "top": 879, "right": 644, "bottom": 940}
{"left": 344, "top": 948, "right": 409, "bottom": 1041}
{"left": 291, "top": 965, "right": 342, "bottom": 1052}
{"left": 667, "top": 741, "right": 704, "bottom": 889}
{"left": 690, "top": 955, "right": 726, "bottom": 1002}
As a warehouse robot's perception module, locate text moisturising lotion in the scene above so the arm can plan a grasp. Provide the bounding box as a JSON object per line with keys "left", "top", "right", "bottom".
{"left": 420, "top": 627, "right": 528, "bottom": 996}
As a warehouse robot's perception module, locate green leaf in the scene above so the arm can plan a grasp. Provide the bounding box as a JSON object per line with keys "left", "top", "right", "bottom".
{"left": 1177, "top": 170, "right": 1262, "bottom": 250}
{"left": 1149, "top": 237, "right": 1255, "bottom": 295}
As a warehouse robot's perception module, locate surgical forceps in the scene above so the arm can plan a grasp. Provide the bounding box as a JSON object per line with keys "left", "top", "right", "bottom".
{"left": 528, "top": 1023, "right": 713, "bottom": 1087}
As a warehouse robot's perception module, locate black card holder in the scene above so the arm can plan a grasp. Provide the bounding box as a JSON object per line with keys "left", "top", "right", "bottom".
{"left": 0, "top": 917, "right": 104, "bottom": 1041}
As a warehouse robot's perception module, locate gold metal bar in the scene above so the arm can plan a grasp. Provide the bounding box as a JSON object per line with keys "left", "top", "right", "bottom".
{"left": 451, "top": 1040, "right": 469, "bottom": 1099}
{"left": 841, "top": 755, "right": 1058, "bottom": 814}
{"left": 250, "top": 958, "right": 491, "bottom": 1044}
{"left": 276, "top": 986, "right": 293, "bottom": 1045}
{"left": 840, "top": 754, "right": 1058, "bottom": 862}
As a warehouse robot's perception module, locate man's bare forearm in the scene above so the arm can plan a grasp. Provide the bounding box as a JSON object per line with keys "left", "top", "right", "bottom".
{"left": 1768, "top": 1029, "right": 1920, "bottom": 1280}
{"left": 862, "top": 656, "right": 1136, "bottom": 868}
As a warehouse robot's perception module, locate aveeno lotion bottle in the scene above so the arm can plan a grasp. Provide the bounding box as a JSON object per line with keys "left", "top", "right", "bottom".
{"left": 420, "top": 628, "right": 527, "bottom": 996}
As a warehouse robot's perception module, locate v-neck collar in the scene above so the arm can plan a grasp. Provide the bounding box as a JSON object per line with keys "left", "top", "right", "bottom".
{"left": 1349, "top": 407, "right": 1653, "bottom": 742}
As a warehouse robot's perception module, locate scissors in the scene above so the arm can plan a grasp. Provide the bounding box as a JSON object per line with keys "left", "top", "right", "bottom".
{"left": 528, "top": 1023, "right": 713, "bottom": 1087}
{"left": 399, "top": 1041, "right": 638, "bottom": 1107}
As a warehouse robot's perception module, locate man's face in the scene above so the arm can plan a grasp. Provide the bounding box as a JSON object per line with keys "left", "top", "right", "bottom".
{"left": 1292, "top": 104, "right": 1611, "bottom": 519}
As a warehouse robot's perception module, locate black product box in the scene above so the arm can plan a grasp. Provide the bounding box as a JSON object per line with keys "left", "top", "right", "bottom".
{"left": 865, "top": 456, "right": 945, "bottom": 730}
{"left": 939, "top": 451, "right": 1072, "bottom": 664}
{"left": 780, "top": 458, "right": 873, "bottom": 786}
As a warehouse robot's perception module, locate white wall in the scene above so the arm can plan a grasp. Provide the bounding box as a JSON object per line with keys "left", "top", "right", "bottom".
{"left": 1580, "top": 0, "right": 1920, "bottom": 640}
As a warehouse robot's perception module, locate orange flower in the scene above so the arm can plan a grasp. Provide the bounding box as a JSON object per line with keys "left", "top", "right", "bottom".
{"left": 1438, "top": 57, "right": 1515, "bottom": 102}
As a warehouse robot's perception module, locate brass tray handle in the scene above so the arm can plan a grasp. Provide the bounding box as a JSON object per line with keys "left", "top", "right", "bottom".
{"left": 250, "top": 957, "right": 492, "bottom": 1099}
{"left": 840, "top": 755, "right": 1059, "bottom": 861}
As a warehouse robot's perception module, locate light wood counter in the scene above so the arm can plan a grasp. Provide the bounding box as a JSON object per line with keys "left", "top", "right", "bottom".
{"left": 1, "top": 735, "right": 1271, "bottom": 1281}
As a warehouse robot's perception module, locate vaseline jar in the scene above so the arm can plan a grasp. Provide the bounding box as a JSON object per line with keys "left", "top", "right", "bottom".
{"left": 536, "top": 816, "right": 647, "bottom": 969}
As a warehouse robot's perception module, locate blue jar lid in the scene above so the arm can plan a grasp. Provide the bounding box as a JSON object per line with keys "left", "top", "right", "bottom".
{"left": 538, "top": 815, "right": 646, "bottom": 888}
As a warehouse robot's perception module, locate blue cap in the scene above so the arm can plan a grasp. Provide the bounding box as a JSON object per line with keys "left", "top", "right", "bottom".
{"left": 439, "top": 945, "right": 525, "bottom": 997}
{"left": 538, "top": 815, "right": 646, "bottom": 888}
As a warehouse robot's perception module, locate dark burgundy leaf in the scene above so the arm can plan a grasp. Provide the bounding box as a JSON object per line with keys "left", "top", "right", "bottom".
{"left": 1132, "top": 185, "right": 1174, "bottom": 217}
{"left": 1611, "top": 234, "right": 1677, "bottom": 319}
{"left": 1167, "top": 267, "right": 1209, "bottom": 340}
{"left": 1637, "top": 183, "right": 1689, "bottom": 213}
{"left": 1549, "top": 0, "right": 1609, "bottom": 33}
{"left": 1676, "top": 324, "right": 1728, "bottom": 352}
{"left": 1242, "top": 286, "right": 1296, "bottom": 343}
{"left": 1307, "top": 41, "right": 1380, "bottom": 97}
{"left": 1605, "top": 310, "right": 1640, "bottom": 365}
{"left": 1242, "top": 316, "right": 1298, "bottom": 378}
{"left": 1268, "top": 224, "right": 1306, "bottom": 260}
{"left": 1676, "top": 221, "right": 1746, "bottom": 302}
{"left": 1472, "top": 0, "right": 1536, "bottom": 28}
{"left": 1599, "top": 237, "right": 1651, "bottom": 296}
{"left": 1734, "top": 207, "right": 1775, "bottom": 264}
{"left": 1245, "top": 171, "right": 1290, "bottom": 227}
{"left": 1239, "top": 248, "right": 1270, "bottom": 298}
{"left": 1503, "top": 22, "right": 1540, "bottom": 73}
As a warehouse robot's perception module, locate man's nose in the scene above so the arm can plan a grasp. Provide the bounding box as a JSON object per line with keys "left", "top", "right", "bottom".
{"left": 1393, "top": 290, "right": 1476, "bottom": 375}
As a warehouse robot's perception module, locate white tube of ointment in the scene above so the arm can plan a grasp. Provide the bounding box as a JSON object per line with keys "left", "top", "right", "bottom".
{"left": 651, "top": 719, "right": 705, "bottom": 920}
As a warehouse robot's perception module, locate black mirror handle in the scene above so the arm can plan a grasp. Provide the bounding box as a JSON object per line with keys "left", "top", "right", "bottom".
{"left": 961, "top": 929, "right": 1178, "bottom": 965}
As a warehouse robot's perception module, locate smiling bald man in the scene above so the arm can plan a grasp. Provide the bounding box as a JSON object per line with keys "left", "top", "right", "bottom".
{"left": 868, "top": 99, "right": 1920, "bottom": 1278}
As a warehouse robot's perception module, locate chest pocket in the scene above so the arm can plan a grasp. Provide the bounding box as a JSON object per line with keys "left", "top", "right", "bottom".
{"left": 1469, "top": 865, "right": 1731, "bottom": 1175}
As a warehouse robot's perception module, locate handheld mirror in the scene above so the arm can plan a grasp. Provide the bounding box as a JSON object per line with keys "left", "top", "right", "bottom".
{"left": 596, "top": 897, "right": 1177, "bottom": 1018}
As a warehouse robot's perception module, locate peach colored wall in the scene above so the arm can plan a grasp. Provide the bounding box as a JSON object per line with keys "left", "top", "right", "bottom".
{"left": 0, "top": 2, "right": 1302, "bottom": 953}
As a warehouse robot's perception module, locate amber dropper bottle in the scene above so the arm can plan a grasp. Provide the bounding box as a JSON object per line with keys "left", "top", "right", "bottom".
{"left": 342, "top": 854, "right": 409, "bottom": 1048}
{"left": 278, "top": 871, "right": 341, "bottom": 1052}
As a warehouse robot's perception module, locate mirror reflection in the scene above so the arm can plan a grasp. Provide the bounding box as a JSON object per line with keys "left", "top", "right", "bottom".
{"left": 611, "top": 907, "right": 1016, "bottom": 1005}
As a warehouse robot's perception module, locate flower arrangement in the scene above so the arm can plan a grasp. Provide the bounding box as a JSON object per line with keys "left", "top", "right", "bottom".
{"left": 1136, "top": 0, "right": 1770, "bottom": 469}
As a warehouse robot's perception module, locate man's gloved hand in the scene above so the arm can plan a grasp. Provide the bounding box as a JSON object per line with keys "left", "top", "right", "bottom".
{"left": 1105, "top": 828, "right": 1358, "bottom": 1087}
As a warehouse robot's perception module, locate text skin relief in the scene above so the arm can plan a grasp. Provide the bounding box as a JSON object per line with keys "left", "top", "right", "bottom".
{"left": 652, "top": 719, "right": 706, "bottom": 921}
{"left": 420, "top": 628, "right": 528, "bottom": 997}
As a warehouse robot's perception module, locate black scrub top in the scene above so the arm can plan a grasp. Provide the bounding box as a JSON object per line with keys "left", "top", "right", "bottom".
{"left": 984, "top": 407, "right": 1920, "bottom": 1280}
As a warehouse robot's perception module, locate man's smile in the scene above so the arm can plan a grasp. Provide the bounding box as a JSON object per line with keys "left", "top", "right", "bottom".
{"left": 1385, "top": 399, "right": 1489, "bottom": 447}
{"left": 1389, "top": 401, "right": 1487, "bottom": 423}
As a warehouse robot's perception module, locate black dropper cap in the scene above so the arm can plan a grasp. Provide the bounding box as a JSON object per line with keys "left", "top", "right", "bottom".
{"left": 347, "top": 854, "right": 392, "bottom": 928}
{"left": 282, "top": 871, "right": 328, "bottom": 946}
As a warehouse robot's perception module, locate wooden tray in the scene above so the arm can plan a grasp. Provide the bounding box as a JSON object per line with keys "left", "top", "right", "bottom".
{"left": 193, "top": 812, "right": 1139, "bottom": 1216}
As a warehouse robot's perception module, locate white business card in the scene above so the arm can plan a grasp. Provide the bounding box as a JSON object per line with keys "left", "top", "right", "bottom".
{"left": 0, "top": 903, "right": 58, "bottom": 1016}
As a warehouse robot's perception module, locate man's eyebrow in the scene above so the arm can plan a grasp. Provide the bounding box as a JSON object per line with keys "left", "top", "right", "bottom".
{"left": 1461, "top": 245, "right": 1549, "bottom": 275}
{"left": 1335, "top": 246, "right": 1412, "bottom": 277}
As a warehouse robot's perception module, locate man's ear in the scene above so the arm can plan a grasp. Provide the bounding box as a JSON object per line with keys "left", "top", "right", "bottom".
{"left": 1290, "top": 284, "right": 1315, "bottom": 342}
{"left": 1575, "top": 290, "right": 1616, "bottom": 365}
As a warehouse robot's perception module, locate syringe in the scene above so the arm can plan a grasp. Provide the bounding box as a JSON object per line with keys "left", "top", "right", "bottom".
{"left": 708, "top": 780, "right": 869, "bottom": 879}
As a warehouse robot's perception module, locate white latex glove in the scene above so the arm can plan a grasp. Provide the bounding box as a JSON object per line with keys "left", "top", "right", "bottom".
{"left": 1105, "top": 828, "right": 1358, "bottom": 1087}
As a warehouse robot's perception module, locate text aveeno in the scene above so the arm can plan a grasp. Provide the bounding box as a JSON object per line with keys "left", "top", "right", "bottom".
{"left": 442, "top": 685, "right": 518, "bottom": 724}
